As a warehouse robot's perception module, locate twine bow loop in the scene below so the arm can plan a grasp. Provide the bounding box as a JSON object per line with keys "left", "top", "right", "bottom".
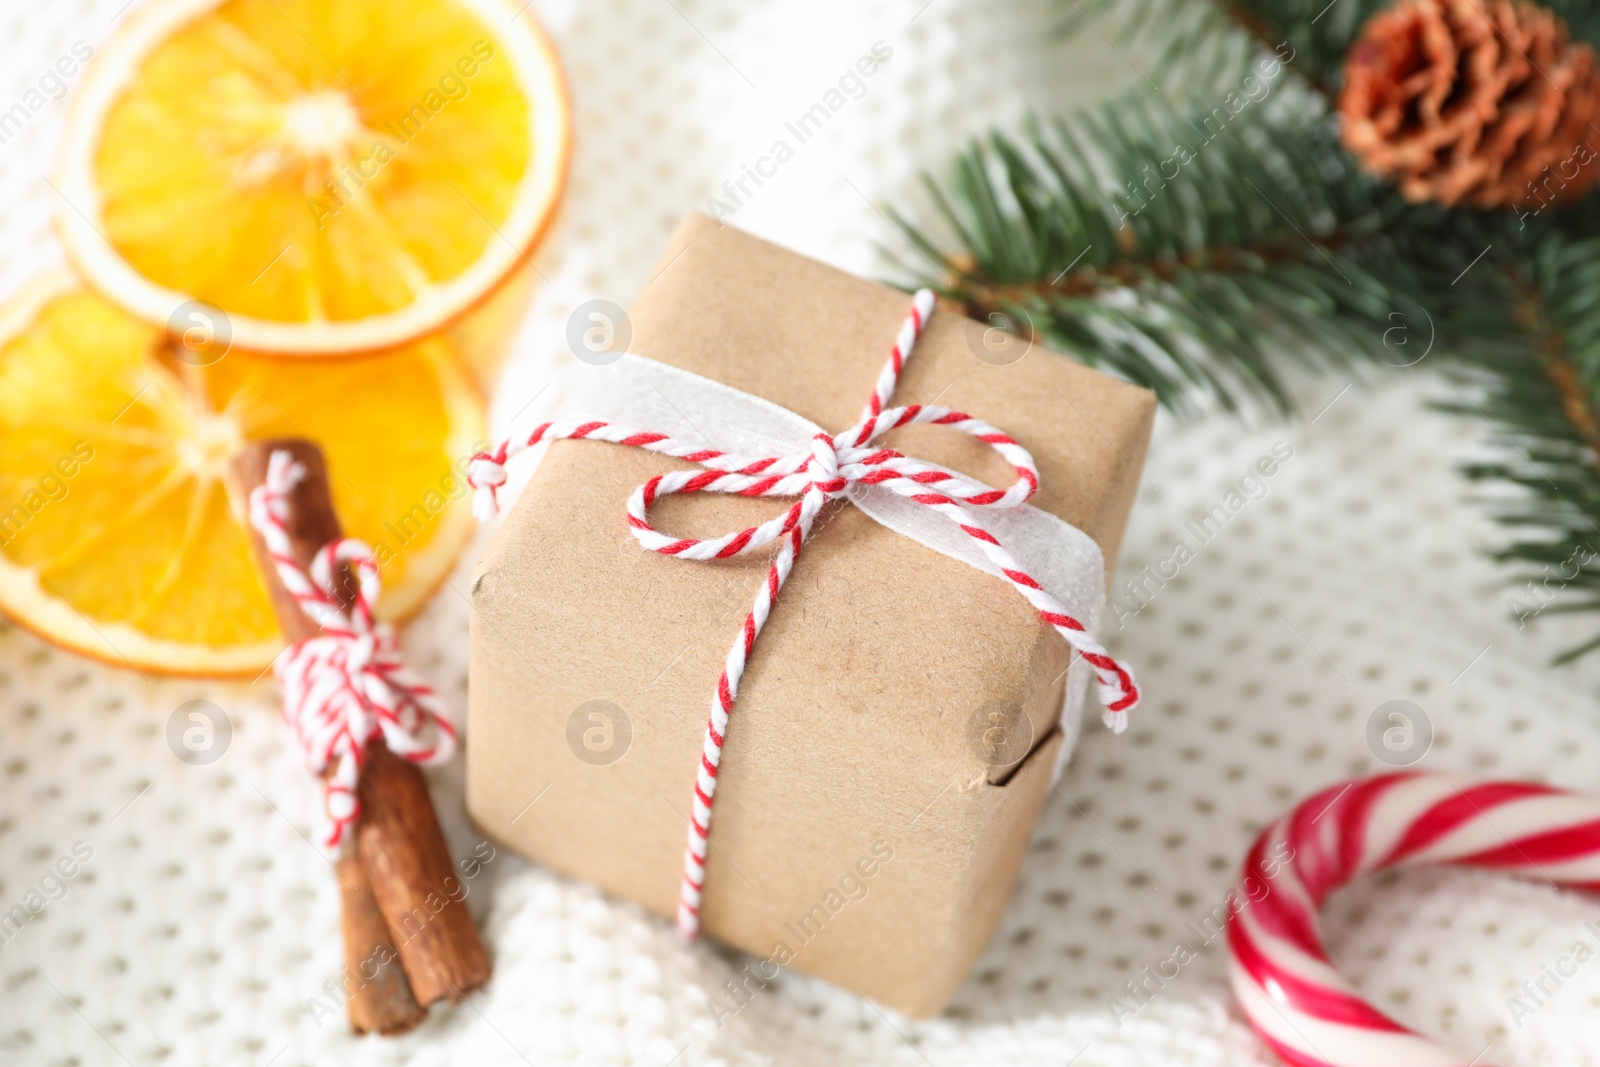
{"left": 248, "top": 451, "right": 457, "bottom": 854}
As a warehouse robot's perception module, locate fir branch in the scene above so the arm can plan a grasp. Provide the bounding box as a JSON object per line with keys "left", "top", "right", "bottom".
{"left": 892, "top": 94, "right": 1441, "bottom": 414}
{"left": 933, "top": 0, "right": 1600, "bottom": 662}
{"left": 1442, "top": 223, "right": 1600, "bottom": 660}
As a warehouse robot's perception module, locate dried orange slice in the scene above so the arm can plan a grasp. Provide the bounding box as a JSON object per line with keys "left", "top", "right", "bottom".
{"left": 0, "top": 269, "right": 485, "bottom": 676}
{"left": 55, "top": 0, "right": 569, "bottom": 355}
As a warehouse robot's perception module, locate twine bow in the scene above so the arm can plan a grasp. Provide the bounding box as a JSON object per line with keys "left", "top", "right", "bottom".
{"left": 467, "top": 289, "right": 1139, "bottom": 936}
{"left": 248, "top": 451, "right": 457, "bottom": 854}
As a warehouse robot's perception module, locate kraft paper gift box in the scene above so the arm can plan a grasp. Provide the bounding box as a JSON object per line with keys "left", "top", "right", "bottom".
{"left": 468, "top": 213, "right": 1155, "bottom": 1016}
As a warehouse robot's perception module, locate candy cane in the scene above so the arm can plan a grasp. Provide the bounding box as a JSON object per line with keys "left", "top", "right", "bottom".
{"left": 1229, "top": 772, "right": 1600, "bottom": 1066}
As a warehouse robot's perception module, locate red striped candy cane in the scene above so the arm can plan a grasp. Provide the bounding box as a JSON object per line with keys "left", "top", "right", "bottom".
{"left": 468, "top": 290, "right": 1139, "bottom": 936}
{"left": 1229, "top": 772, "right": 1600, "bottom": 1066}
{"left": 248, "top": 450, "right": 457, "bottom": 853}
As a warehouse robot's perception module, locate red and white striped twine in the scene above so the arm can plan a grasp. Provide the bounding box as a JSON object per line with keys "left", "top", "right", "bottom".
{"left": 1229, "top": 772, "right": 1600, "bottom": 1067}
{"left": 468, "top": 289, "right": 1140, "bottom": 937}
{"left": 248, "top": 451, "right": 457, "bottom": 854}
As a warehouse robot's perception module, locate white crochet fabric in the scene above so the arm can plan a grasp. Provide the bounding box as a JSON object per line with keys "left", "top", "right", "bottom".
{"left": 1, "top": 1, "right": 1598, "bottom": 1065}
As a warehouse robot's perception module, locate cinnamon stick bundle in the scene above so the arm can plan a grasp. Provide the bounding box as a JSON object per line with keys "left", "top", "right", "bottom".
{"left": 237, "top": 439, "right": 490, "bottom": 1034}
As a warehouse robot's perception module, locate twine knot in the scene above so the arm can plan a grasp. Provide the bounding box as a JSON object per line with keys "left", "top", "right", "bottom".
{"left": 467, "top": 449, "right": 510, "bottom": 521}
{"left": 806, "top": 433, "right": 847, "bottom": 493}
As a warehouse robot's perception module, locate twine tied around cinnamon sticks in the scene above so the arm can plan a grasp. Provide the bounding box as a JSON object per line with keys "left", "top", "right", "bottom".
{"left": 237, "top": 440, "right": 489, "bottom": 1036}
{"left": 246, "top": 449, "right": 456, "bottom": 853}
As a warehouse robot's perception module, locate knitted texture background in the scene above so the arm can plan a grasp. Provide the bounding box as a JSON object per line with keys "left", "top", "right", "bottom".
{"left": 1, "top": 1, "right": 1597, "bottom": 1065}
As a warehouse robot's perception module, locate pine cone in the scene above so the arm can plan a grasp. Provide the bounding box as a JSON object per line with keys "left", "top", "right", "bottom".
{"left": 1339, "top": 0, "right": 1600, "bottom": 210}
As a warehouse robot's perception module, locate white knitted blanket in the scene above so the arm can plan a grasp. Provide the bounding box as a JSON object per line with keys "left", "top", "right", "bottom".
{"left": 1, "top": 1, "right": 1597, "bottom": 1065}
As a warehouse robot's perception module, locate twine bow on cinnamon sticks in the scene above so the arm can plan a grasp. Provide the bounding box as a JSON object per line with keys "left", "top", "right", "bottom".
{"left": 237, "top": 440, "right": 489, "bottom": 1036}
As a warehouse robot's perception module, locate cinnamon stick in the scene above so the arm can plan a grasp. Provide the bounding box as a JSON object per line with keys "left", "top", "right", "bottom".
{"left": 355, "top": 741, "right": 491, "bottom": 1005}
{"left": 237, "top": 439, "right": 488, "bottom": 1023}
{"left": 337, "top": 848, "right": 425, "bottom": 1035}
